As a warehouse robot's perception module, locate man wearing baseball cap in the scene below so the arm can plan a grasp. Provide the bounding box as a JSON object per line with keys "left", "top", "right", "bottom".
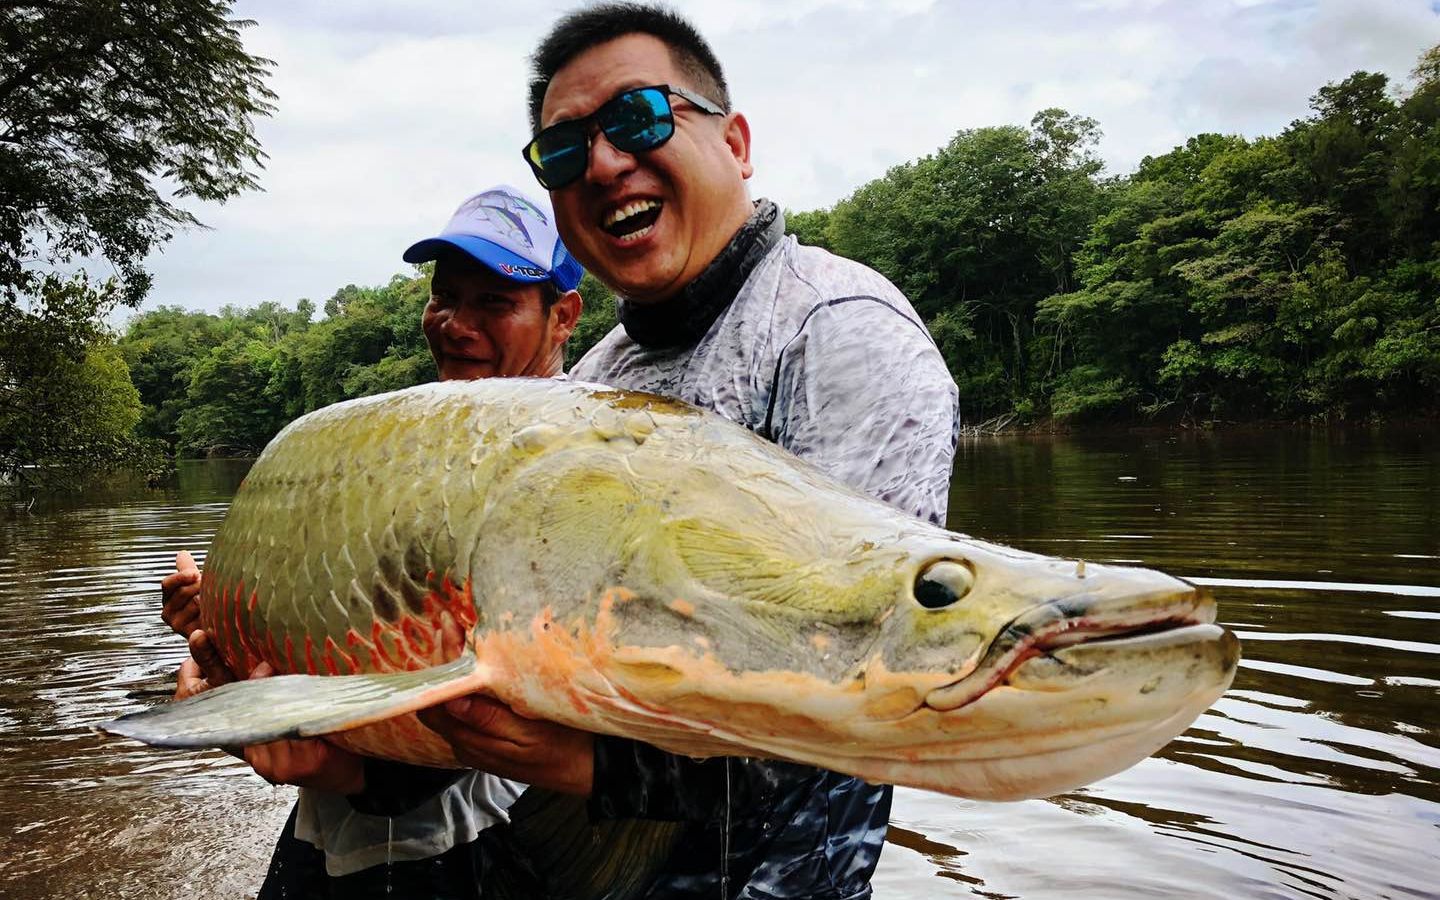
{"left": 406, "top": 184, "right": 584, "bottom": 381}
{"left": 160, "top": 184, "right": 584, "bottom": 898}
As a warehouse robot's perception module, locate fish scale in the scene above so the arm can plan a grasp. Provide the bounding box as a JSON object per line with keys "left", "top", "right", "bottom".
{"left": 106, "top": 377, "right": 1237, "bottom": 802}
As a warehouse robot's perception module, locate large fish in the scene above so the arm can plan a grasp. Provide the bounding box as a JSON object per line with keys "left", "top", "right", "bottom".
{"left": 105, "top": 378, "right": 1237, "bottom": 803}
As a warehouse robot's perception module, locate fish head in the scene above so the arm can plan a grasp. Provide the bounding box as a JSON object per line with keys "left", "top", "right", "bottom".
{"left": 876, "top": 531, "right": 1229, "bottom": 711}
{"left": 857, "top": 530, "right": 1240, "bottom": 798}
{"left": 593, "top": 503, "right": 1238, "bottom": 802}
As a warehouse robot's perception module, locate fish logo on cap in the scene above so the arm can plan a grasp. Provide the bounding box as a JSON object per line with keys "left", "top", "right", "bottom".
{"left": 462, "top": 189, "right": 550, "bottom": 250}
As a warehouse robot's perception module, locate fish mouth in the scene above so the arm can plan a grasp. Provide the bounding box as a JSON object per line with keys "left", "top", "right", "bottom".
{"left": 925, "top": 583, "right": 1227, "bottom": 712}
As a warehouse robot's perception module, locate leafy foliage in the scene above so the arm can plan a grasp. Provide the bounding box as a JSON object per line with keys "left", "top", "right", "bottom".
{"left": 0, "top": 0, "right": 275, "bottom": 307}
{"left": 0, "top": 277, "right": 157, "bottom": 485}
{"left": 566, "top": 273, "right": 618, "bottom": 370}
{"left": 34, "top": 42, "right": 1440, "bottom": 477}
{"left": 792, "top": 51, "right": 1440, "bottom": 423}
{"left": 120, "top": 273, "right": 437, "bottom": 455}
{"left": 0, "top": 0, "right": 273, "bottom": 485}
{"left": 815, "top": 109, "right": 1105, "bottom": 418}
{"left": 1025, "top": 52, "right": 1440, "bottom": 421}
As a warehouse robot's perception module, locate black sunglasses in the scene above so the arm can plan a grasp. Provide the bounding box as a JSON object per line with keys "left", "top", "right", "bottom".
{"left": 522, "top": 84, "right": 725, "bottom": 190}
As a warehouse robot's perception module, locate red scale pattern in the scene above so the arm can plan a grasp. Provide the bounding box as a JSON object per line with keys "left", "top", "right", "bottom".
{"left": 203, "top": 574, "right": 479, "bottom": 679}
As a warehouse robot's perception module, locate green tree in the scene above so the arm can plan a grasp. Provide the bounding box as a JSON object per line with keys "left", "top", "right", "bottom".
{"left": 295, "top": 276, "right": 431, "bottom": 412}
{"left": 0, "top": 0, "right": 275, "bottom": 307}
{"left": 1386, "top": 47, "right": 1440, "bottom": 256}
{"left": 567, "top": 272, "right": 618, "bottom": 368}
{"left": 0, "top": 278, "right": 151, "bottom": 484}
{"left": 826, "top": 109, "right": 1105, "bottom": 417}
{"left": 784, "top": 208, "right": 833, "bottom": 251}
{"left": 119, "top": 306, "right": 225, "bottom": 446}
{"left": 1035, "top": 47, "right": 1440, "bottom": 423}
{"left": 1, "top": 0, "right": 274, "bottom": 481}
{"left": 1283, "top": 71, "right": 1397, "bottom": 270}
{"left": 176, "top": 335, "right": 287, "bottom": 454}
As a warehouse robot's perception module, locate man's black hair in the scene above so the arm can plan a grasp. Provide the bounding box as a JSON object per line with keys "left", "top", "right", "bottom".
{"left": 528, "top": 3, "right": 730, "bottom": 132}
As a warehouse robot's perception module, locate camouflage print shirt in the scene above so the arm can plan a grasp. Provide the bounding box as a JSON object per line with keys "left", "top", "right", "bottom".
{"left": 570, "top": 200, "right": 961, "bottom": 900}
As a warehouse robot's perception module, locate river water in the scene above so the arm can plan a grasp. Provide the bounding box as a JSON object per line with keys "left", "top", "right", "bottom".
{"left": 1, "top": 429, "right": 1436, "bottom": 899}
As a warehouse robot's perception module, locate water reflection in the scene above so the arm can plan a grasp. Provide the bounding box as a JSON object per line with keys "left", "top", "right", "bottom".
{"left": 878, "top": 428, "right": 1439, "bottom": 899}
{"left": 3, "top": 434, "right": 1438, "bottom": 898}
{"left": 0, "top": 461, "right": 290, "bottom": 898}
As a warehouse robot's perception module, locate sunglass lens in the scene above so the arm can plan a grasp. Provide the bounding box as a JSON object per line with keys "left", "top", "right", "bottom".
{"left": 530, "top": 122, "right": 587, "bottom": 188}
{"left": 603, "top": 87, "right": 673, "bottom": 153}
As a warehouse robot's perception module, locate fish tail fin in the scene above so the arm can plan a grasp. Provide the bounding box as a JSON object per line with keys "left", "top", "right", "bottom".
{"left": 100, "top": 651, "right": 484, "bottom": 749}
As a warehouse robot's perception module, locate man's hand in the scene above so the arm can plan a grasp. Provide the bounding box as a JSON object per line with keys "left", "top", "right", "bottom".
{"left": 174, "top": 628, "right": 237, "bottom": 700}
{"left": 417, "top": 609, "right": 595, "bottom": 795}
{"left": 419, "top": 695, "right": 594, "bottom": 796}
{"left": 161, "top": 550, "right": 202, "bottom": 637}
{"left": 173, "top": 639, "right": 365, "bottom": 795}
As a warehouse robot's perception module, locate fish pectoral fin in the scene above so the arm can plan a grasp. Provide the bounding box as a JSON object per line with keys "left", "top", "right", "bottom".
{"left": 99, "top": 651, "right": 485, "bottom": 750}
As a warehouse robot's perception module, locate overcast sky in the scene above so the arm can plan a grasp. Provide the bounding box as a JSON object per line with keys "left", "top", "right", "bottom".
{"left": 137, "top": 0, "right": 1440, "bottom": 314}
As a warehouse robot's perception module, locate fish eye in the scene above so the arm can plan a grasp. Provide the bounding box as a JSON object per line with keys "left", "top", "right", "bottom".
{"left": 914, "top": 560, "right": 974, "bottom": 610}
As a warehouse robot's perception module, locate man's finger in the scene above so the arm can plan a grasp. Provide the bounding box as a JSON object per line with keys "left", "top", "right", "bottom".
{"left": 176, "top": 607, "right": 201, "bottom": 635}
{"left": 446, "top": 694, "right": 509, "bottom": 730}
{"left": 187, "top": 630, "right": 236, "bottom": 687}
{"left": 174, "top": 656, "right": 209, "bottom": 701}
{"left": 438, "top": 610, "right": 465, "bottom": 659}
{"left": 161, "top": 549, "right": 201, "bottom": 603}
{"left": 160, "top": 573, "right": 200, "bottom": 622}
{"left": 160, "top": 569, "right": 199, "bottom": 597}
{"left": 161, "top": 557, "right": 203, "bottom": 637}
{"left": 165, "top": 600, "right": 201, "bottom": 636}
{"left": 418, "top": 694, "right": 507, "bottom": 743}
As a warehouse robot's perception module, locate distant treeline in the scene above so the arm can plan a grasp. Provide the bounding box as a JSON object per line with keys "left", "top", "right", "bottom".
{"left": 790, "top": 48, "right": 1440, "bottom": 424}
{"left": 116, "top": 273, "right": 619, "bottom": 456}
{"left": 115, "top": 46, "right": 1440, "bottom": 457}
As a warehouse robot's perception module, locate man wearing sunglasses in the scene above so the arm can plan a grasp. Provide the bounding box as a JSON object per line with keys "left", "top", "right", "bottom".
{"left": 421, "top": 4, "right": 961, "bottom": 899}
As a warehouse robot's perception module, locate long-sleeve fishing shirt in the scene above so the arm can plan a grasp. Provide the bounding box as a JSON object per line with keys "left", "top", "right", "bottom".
{"left": 569, "top": 199, "right": 961, "bottom": 900}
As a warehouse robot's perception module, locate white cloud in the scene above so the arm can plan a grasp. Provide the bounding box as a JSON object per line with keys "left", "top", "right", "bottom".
{"left": 140, "top": 0, "right": 1440, "bottom": 313}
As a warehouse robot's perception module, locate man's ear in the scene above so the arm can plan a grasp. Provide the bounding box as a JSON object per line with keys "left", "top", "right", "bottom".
{"left": 724, "top": 111, "right": 753, "bottom": 180}
{"left": 551, "top": 289, "right": 583, "bottom": 344}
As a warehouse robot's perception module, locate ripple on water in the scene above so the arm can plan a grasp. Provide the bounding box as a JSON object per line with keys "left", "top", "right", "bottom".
{"left": 1, "top": 485, "right": 292, "bottom": 900}
{"left": 891, "top": 429, "right": 1440, "bottom": 898}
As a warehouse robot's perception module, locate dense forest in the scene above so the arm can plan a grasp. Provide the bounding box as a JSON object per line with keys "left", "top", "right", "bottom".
{"left": 6, "top": 14, "right": 1440, "bottom": 479}
{"left": 793, "top": 53, "right": 1440, "bottom": 424}
{"left": 1, "top": 0, "right": 273, "bottom": 483}
{"left": 115, "top": 272, "right": 619, "bottom": 456}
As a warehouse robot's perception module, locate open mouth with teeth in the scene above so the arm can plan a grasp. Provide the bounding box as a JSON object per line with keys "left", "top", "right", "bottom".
{"left": 602, "top": 199, "right": 663, "bottom": 242}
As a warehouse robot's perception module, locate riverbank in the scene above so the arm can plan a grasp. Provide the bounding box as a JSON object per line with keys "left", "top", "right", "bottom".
{"left": 963, "top": 409, "right": 1440, "bottom": 437}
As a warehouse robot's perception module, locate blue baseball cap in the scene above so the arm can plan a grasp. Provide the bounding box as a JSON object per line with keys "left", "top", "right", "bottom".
{"left": 403, "top": 184, "right": 584, "bottom": 292}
